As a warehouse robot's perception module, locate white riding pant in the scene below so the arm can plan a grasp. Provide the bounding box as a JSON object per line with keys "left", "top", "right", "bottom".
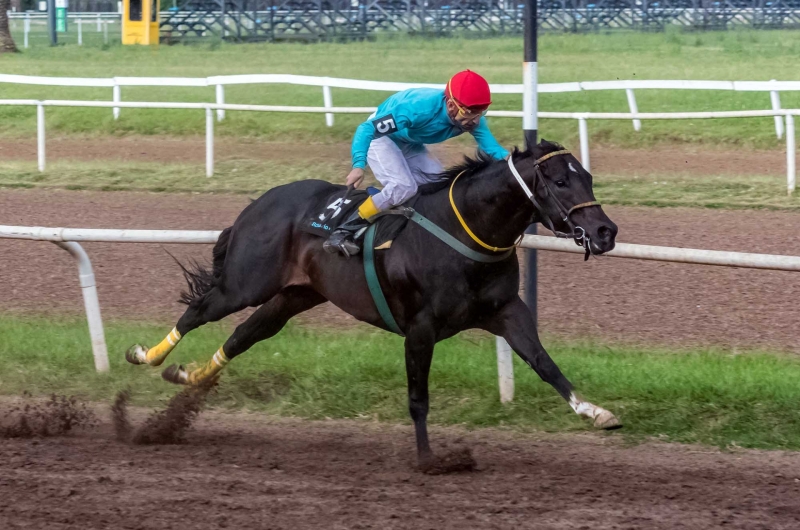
{"left": 366, "top": 136, "right": 444, "bottom": 211}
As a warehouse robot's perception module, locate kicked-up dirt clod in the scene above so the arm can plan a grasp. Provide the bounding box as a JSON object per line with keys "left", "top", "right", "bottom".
{"left": 0, "top": 394, "right": 96, "bottom": 438}
{"left": 112, "top": 382, "right": 216, "bottom": 445}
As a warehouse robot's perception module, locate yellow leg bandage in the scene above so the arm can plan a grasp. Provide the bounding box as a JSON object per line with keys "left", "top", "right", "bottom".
{"left": 187, "top": 347, "right": 229, "bottom": 386}
{"left": 357, "top": 196, "right": 380, "bottom": 220}
{"left": 145, "top": 327, "right": 182, "bottom": 366}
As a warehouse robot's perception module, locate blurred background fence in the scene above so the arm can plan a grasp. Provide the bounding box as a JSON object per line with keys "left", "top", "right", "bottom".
{"left": 8, "top": 0, "right": 800, "bottom": 43}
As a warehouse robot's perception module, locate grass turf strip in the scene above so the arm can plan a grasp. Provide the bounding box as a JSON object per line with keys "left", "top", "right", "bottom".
{"left": 3, "top": 160, "right": 800, "bottom": 211}
{"left": 1, "top": 30, "right": 800, "bottom": 149}
{"left": 1, "top": 315, "right": 799, "bottom": 451}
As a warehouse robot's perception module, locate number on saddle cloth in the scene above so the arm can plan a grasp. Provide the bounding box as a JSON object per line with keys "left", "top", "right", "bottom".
{"left": 300, "top": 188, "right": 369, "bottom": 238}
{"left": 299, "top": 185, "right": 410, "bottom": 250}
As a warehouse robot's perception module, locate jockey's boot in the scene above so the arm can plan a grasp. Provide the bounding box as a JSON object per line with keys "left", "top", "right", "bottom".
{"left": 322, "top": 210, "right": 370, "bottom": 258}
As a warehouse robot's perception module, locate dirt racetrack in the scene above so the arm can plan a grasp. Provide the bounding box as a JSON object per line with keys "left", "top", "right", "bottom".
{"left": 2, "top": 403, "right": 800, "bottom": 530}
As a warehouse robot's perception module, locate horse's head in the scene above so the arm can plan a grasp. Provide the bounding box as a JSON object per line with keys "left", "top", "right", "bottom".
{"left": 512, "top": 140, "right": 617, "bottom": 256}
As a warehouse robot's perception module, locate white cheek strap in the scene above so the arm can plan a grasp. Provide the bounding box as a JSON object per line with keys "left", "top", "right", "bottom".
{"left": 507, "top": 155, "right": 535, "bottom": 201}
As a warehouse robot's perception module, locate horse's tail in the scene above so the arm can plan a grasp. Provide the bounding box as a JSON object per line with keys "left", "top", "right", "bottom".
{"left": 177, "top": 226, "right": 232, "bottom": 306}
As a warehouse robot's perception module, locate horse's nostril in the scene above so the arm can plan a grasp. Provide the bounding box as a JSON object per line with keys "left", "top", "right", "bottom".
{"left": 597, "top": 226, "right": 613, "bottom": 241}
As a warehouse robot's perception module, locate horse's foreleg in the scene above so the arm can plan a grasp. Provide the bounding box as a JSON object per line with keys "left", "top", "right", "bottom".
{"left": 404, "top": 325, "right": 436, "bottom": 467}
{"left": 162, "top": 287, "right": 326, "bottom": 386}
{"left": 486, "top": 297, "right": 621, "bottom": 430}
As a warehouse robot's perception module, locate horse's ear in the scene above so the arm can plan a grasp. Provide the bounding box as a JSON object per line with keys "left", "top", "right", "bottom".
{"left": 537, "top": 138, "right": 554, "bottom": 150}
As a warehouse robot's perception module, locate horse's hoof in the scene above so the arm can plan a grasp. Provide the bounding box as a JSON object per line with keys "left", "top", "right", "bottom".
{"left": 125, "top": 344, "right": 148, "bottom": 366}
{"left": 162, "top": 364, "right": 189, "bottom": 385}
{"left": 594, "top": 410, "right": 622, "bottom": 430}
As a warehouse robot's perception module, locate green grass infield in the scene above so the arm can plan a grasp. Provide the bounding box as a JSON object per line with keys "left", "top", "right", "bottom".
{"left": 2, "top": 315, "right": 799, "bottom": 451}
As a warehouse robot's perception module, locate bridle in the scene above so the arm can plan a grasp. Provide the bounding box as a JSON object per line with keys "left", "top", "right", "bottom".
{"left": 508, "top": 150, "right": 601, "bottom": 260}
{"left": 449, "top": 149, "right": 602, "bottom": 259}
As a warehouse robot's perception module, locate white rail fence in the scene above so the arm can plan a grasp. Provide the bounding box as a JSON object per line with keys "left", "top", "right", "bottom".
{"left": 1, "top": 73, "right": 799, "bottom": 137}
{"left": 3, "top": 225, "right": 800, "bottom": 405}
{"left": 1, "top": 98, "right": 797, "bottom": 194}
{"left": 8, "top": 13, "right": 119, "bottom": 48}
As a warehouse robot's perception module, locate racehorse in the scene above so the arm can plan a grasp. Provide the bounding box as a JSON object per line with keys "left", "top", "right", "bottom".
{"left": 126, "top": 140, "right": 620, "bottom": 471}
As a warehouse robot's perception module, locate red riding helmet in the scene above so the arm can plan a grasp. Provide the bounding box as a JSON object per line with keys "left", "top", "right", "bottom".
{"left": 445, "top": 70, "right": 492, "bottom": 110}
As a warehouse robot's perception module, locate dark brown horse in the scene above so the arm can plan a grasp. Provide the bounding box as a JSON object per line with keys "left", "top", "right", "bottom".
{"left": 126, "top": 140, "right": 620, "bottom": 471}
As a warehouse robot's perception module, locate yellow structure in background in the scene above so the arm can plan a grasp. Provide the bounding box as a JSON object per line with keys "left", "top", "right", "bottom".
{"left": 122, "top": 0, "right": 160, "bottom": 45}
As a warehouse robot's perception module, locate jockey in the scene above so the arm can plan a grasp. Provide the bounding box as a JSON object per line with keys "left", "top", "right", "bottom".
{"left": 323, "top": 69, "right": 509, "bottom": 257}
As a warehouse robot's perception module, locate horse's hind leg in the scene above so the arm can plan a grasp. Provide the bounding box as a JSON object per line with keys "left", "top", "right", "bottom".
{"left": 162, "top": 286, "right": 326, "bottom": 385}
{"left": 126, "top": 286, "right": 252, "bottom": 368}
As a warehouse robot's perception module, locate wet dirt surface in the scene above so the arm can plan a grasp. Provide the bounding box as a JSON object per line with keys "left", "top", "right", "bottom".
{"left": 1, "top": 188, "right": 799, "bottom": 351}
{"left": 1, "top": 406, "right": 799, "bottom": 530}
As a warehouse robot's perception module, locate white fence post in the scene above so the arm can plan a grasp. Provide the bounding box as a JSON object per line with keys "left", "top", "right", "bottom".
{"left": 112, "top": 82, "right": 120, "bottom": 120}
{"left": 24, "top": 15, "right": 29, "bottom": 49}
{"left": 625, "top": 88, "right": 641, "bottom": 131}
{"left": 206, "top": 107, "right": 214, "bottom": 177}
{"left": 53, "top": 241, "right": 110, "bottom": 373}
{"left": 78, "top": 18, "right": 82, "bottom": 46}
{"left": 578, "top": 117, "right": 590, "bottom": 171}
{"left": 97, "top": 12, "right": 101, "bottom": 31}
{"left": 787, "top": 113, "right": 796, "bottom": 195}
{"left": 496, "top": 336, "right": 514, "bottom": 403}
{"left": 770, "top": 83, "right": 784, "bottom": 140}
{"left": 215, "top": 84, "right": 225, "bottom": 122}
{"left": 103, "top": 20, "right": 109, "bottom": 44}
{"left": 323, "top": 84, "right": 334, "bottom": 127}
{"left": 37, "top": 104, "right": 45, "bottom": 172}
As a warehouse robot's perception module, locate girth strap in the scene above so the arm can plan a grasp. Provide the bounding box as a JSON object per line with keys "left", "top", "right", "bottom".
{"left": 363, "top": 223, "right": 404, "bottom": 336}
{"left": 362, "top": 208, "right": 514, "bottom": 336}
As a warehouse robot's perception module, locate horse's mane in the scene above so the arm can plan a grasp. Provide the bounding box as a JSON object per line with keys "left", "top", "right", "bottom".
{"left": 418, "top": 139, "right": 566, "bottom": 195}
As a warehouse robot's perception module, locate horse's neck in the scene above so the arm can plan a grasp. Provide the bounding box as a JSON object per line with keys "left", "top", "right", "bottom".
{"left": 464, "top": 169, "right": 538, "bottom": 244}
{"left": 418, "top": 163, "right": 536, "bottom": 248}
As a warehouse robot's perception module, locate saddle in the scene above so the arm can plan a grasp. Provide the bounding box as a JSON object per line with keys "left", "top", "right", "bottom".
{"left": 300, "top": 186, "right": 409, "bottom": 250}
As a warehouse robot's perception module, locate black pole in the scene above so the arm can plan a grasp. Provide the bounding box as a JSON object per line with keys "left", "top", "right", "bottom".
{"left": 523, "top": 0, "right": 538, "bottom": 319}
{"left": 47, "top": 0, "right": 57, "bottom": 46}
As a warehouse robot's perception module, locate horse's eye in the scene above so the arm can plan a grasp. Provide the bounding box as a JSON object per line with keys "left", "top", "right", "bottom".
{"left": 555, "top": 180, "right": 567, "bottom": 188}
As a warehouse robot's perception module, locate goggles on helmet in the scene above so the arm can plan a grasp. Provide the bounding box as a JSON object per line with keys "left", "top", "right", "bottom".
{"left": 450, "top": 97, "right": 489, "bottom": 120}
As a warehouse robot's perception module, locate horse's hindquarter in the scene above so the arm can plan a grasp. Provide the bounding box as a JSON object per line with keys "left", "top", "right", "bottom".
{"left": 220, "top": 180, "right": 351, "bottom": 304}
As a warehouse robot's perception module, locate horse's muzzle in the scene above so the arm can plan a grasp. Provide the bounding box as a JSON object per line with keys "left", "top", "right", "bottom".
{"left": 588, "top": 221, "right": 618, "bottom": 255}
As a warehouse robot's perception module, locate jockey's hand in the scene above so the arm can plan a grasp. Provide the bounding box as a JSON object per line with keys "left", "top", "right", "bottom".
{"left": 346, "top": 168, "right": 365, "bottom": 189}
